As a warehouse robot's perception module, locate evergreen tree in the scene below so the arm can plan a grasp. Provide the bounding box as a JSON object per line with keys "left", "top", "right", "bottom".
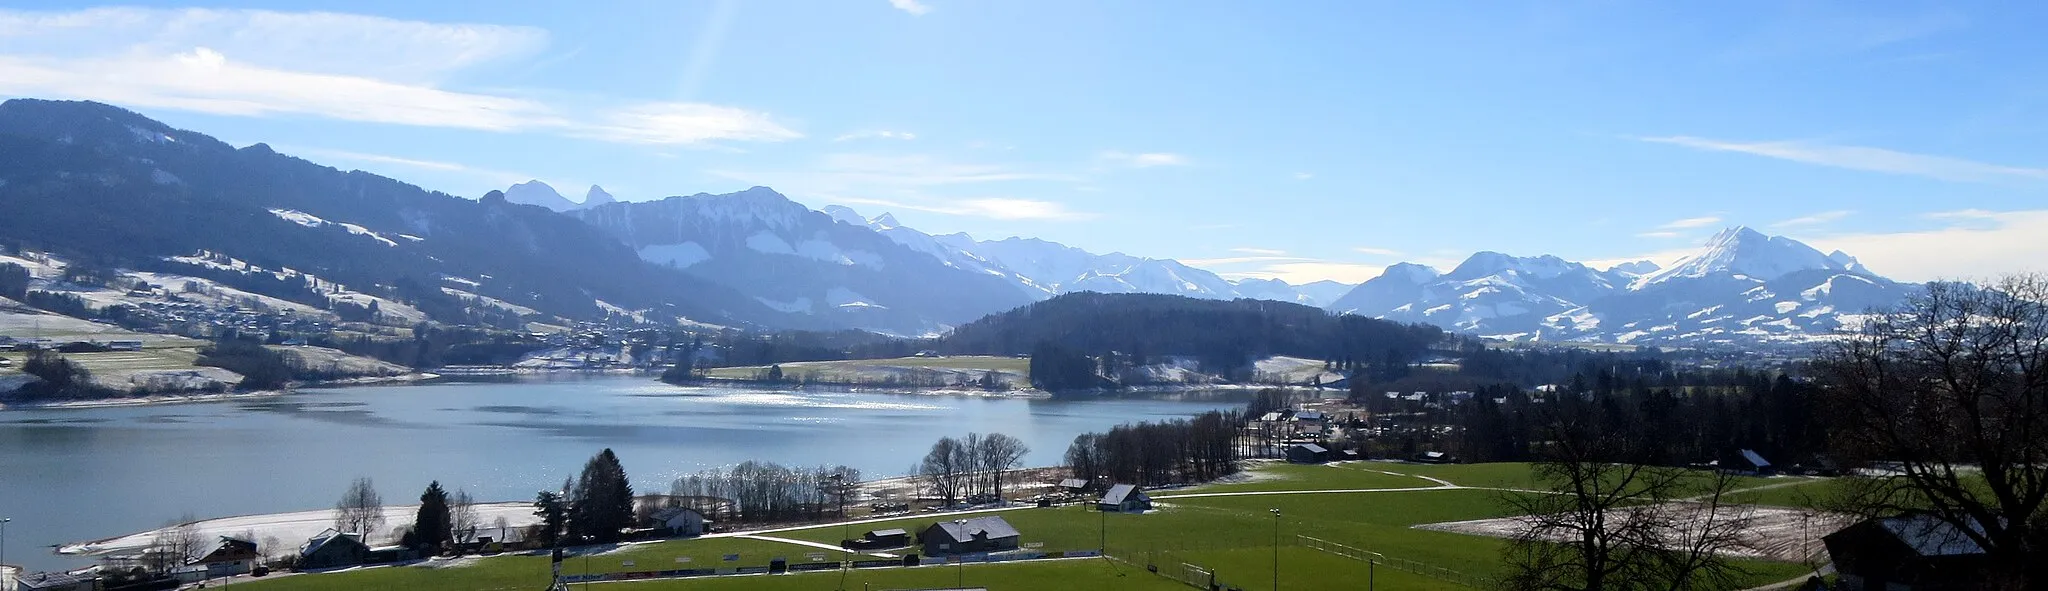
{"left": 569, "top": 448, "right": 636, "bottom": 544}
{"left": 411, "top": 481, "right": 453, "bottom": 551}
{"left": 532, "top": 490, "right": 567, "bottom": 548}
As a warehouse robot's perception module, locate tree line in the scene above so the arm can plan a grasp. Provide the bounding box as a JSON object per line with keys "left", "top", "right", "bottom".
{"left": 1065, "top": 408, "right": 1250, "bottom": 487}
{"left": 917, "top": 433, "right": 1031, "bottom": 505}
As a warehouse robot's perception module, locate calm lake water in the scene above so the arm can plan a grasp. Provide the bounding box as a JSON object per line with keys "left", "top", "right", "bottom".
{"left": 0, "top": 375, "right": 1248, "bottom": 571}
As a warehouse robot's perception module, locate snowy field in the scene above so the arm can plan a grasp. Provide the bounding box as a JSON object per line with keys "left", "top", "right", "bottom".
{"left": 59, "top": 502, "right": 542, "bottom": 558}
{"left": 1416, "top": 504, "right": 1849, "bottom": 562}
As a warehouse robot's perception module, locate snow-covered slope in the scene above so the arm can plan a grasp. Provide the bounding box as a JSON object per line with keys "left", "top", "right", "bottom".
{"left": 832, "top": 206, "right": 1339, "bottom": 303}
{"left": 573, "top": 188, "right": 1034, "bottom": 334}
{"left": 1325, "top": 227, "right": 1915, "bottom": 346}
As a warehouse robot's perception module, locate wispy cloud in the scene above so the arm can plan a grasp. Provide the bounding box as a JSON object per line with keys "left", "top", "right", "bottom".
{"left": 1724, "top": 10, "right": 1968, "bottom": 61}
{"left": 1636, "top": 231, "right": 1683, "bottom": 239}
{"left": 1773, "top": 210, "right": 1854, "bottom": 228}
{"left": 1293, "top": 172, "right": 1314, "bottom": 180}
{"left": 888, "top": 0, "right": 931, "bottom": 16}
{"left": 0, "top": 7, "right": 799, "bottom": 146}
{"left": 1658, "top": 216, "right": 1724, "bottom": 230}
{"left": 1231, "top": 247, "right": 1289, "bottom": 256}
{"left": 1805, "top": 209, "right": 2048, "bottom": 281}
{"left": 1641, "top": 136, "right": 2048, "bottom": 184}
{"left": 1182, "top": 255, "right": 1317, "bottom": 266}
{"left": 277, "top": 146, "right": 541, "bottom": 191}
{"left": 1352, "top": 247, "right": 1402, "bottom": 257}
{"left": 1098, "top": 151, "right": 1190, "bottom": 168}
{"left": 836, "top": 196, "right": 1093, "bottom": 221}
{"left": 835, "top": 130, "right": 918, "bottom": 142}
{"left": 573, "top": 102, "right": 799, "bottom": 145}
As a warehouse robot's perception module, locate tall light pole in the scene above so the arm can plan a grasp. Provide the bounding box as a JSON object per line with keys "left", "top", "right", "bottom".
{"left": 1269, "top": 509, "right": 1281, "bottom": 591}
{"left": 2, "top": 517, "right": 11, "bottom": 576}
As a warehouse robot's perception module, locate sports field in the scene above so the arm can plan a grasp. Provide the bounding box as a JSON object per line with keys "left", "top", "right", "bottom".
{"left": 227, "top": 461, "right": 1823, "bottom": 591}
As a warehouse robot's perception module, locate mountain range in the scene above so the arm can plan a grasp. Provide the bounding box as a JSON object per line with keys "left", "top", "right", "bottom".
{"left": 0, "top": 99, "right": 1918, "bottom": 345}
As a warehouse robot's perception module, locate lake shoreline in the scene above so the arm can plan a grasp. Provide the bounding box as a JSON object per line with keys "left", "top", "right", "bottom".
{"left": 0, "top": 372, "right": 437, "bottom": 411}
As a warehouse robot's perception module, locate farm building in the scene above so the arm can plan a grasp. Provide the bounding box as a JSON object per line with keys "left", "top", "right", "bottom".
{"left": 1823, "top": 513, "right": 1989, "bottom": 591}
{"left": 648, "top": 506, "right": 708, "bottom": 536}
{"left": 920, "top": 516, "right": 1020, "bottom": 556}
{"left": 194, "top": 537, "right": 261, "bottom": 577}
{"left": 1057, "top": 478, "right": 1091, "bottom": 494}
{"left": 298, "top": 529, "right": 370, "bottom": 569}
{"left": 1097, "top": 484, "right": 1152, "bottom": 513}
{"left": 1736, "top": 449, "right": 1774, "bottom": 475}
{"left": 1287, "top": 443, "right": 1331, "bottom": 464}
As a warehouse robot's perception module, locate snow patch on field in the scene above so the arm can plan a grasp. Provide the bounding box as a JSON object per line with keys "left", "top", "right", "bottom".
{"left": 60, "top": 502, "right": 541, "bottom": 558}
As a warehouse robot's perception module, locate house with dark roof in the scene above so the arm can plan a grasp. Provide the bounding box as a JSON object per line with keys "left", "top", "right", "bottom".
{"left": 1096, "top": 484, "right": 1151, "bottom": 513}
{"left": 1287, "top": 443, "right": 1330, "bottom": 464}
{"left": 15, "top": 571, "right": 96, "bottom": 591}
{"left": 1823, "top": 513, "right": 1990, "bottom": 590}
{"left": 919, "top": 516, "right": 1020, "bottom": 556}
{"left": 298, "top": 529, "right": 370, "bottom": 570}
{"left": 194, "top": 537, "right": 261, "bottom": 577}
{"left": 848, "top": 528, "right": 909, "bottom": 550}
{"left": 1057, "top": 478, "right": 1091, "bottom": 494}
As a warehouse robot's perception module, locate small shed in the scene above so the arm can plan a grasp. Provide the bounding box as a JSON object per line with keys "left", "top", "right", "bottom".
{"left": 298, "top": 529, "right": 370, "bottom": 570}
{"left": 1057, "top": 478, "right": 1091, "bottom": 494}
{"left": 1412, "top": 451, "right": 1455, "bottom": 464}
{"left": 853, "top": 528, "right": 909, "bottom": 549}
{"left": 1823, "top": 513, "right": 1989, "bottom": 590}
{"left": 649, "top": 506, "right": 708, "bottom": 537}
{"left": 194, "top": 537, "right": 261, "bottom": 577}
{"left": 1287, "top": 443, "right": 1331, "bottom": 464}
{"left": 920, "top": 516, "right": 1020, "bottom": 556}
{"left": 1097, "top": 484, "right": 1152, "bottom": 513}
{"left": 1737, "top": 449, "right": 1775, "bottom": 475}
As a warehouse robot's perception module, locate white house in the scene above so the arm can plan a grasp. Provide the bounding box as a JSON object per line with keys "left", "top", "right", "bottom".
{"left": 650, "top": 507, "right": 707, "bottom": 537}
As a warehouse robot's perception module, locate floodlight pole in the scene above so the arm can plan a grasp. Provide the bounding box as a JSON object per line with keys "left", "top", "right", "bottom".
{"left": 1269, "top": 508, "right": 1282, "bottom": 591}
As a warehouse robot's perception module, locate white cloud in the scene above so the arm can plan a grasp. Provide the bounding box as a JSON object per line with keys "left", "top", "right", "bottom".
{"left": 1772, "top": 210, "right": 1854, "bottom": 228}
{"left": 1183, "top": 255, "right": 1315, "bottom": 266}
{"left": 574, "top": 102, "right": 800, "bottom": 145}
{"left": 835, "top": 130, "right": 918, "bottom": 142}
{"left": 1293, "top": 172, "right": 1314, "bottom": 180}
{"left": 1642, "top": 136, "right": 2048, "bottom": 184}
{"left": 1805, "top": 209, "right": 2048, "bottom": 281}
{"left": 1658, "top": 216, "right": 1723, "bottom": 230}
{"left": 1219, "top": 262, "right": 1393, "bottom": 284}
{"left": 1352, "top": 247, "right": 1402, "bottom": 257}
{"left": 1636, "top": 231, "right": 1682, "bottom": 239}
{"left": 1098, "top": 151, "right": 1190, "bottom": 168}
{"left": 888, "top": 0, "right": 932, "bottom": 15}
{"left": 0, "top": 7, "right": 798, "bottom": 146}
{"left": 1231, "top": 248, "right": 1289, "bottom": 256}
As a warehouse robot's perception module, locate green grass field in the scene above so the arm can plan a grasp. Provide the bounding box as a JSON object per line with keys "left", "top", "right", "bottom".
{"left": 229, "top": 462, "right": 1824, "bottom": 591}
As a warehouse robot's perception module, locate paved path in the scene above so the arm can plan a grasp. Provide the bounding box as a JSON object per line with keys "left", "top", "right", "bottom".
{"left": 730, "top": 534, "right": 899, "bottom": 559}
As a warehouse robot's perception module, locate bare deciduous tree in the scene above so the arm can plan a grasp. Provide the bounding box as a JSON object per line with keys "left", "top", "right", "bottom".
{"left": 450, "top": 488, "right": 481, "bottom": 545}
{"left": 920, "top": 436, "right": 969, "bottom": 505}
{"left": 976, "top": 433, "right": 1030, "bottom": 502}
{"left": 147, "top": 514, "right": 204, "bottom": 575}
{"left": 1502, "top": 411, "right": 1755, "bottom": 591}
{"left": 1813, "top": 274, "right": 2048, "bottom": 588}
{"left": 333, "top": 476, "right": 386, "bottom": 539}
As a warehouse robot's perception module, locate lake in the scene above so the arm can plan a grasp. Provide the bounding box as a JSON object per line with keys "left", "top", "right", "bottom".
{"left": 0, "top": 375, "right": 1249, "bottom": 571}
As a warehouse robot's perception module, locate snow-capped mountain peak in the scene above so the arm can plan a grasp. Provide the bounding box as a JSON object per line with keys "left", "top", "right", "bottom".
{"left": 1635, "top": 226, "right": 1848, "bottom": 287}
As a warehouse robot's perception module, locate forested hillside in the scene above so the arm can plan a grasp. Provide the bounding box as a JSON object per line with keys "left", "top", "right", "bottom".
{"left": 0, "top": 99, "right": 795, "bottom": 329}
{"left": 938, "top": 292, "right": 1446, "bottom": 388}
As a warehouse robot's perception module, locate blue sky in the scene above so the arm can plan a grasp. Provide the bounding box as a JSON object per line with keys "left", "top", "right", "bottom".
{"left": 2, "top": 1, "right": 2044, "bottom": 283}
